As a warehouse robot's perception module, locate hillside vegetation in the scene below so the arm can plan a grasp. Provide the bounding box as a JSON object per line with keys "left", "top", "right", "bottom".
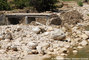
{"left": 0, "top": 0, "right": 88, "bottom": 12}
{"left": 0, "top": 0, "right": 58, "bottom": 12}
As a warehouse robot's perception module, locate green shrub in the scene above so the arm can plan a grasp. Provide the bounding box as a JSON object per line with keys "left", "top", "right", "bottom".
{"left": 62, "top": 0, "right": 73, "bottom": 1}
{"left": 29, "top": 0, "right": 59, "bottom": 12}
{"left": 13, "top": 0, "right": 30, "bottom": 9}
{"left": 77, "top": 1, "right": 83, "bottom": 6}
{"left": 0, "top": 0, "right": 11, "bottom": 10}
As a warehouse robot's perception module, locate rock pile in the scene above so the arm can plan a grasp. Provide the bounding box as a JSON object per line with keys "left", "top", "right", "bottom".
{"left": 60, "top": 10, "right": 83, "bottom": 25}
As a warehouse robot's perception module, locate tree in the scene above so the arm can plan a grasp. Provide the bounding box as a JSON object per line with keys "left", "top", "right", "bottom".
{"left": 29, "top": 0, "right": 58, "bottom": 12}
{"left": 0, "top": 0, "right": 11, "bottom": 10}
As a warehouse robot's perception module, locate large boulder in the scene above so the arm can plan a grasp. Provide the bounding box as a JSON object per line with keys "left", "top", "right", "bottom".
{"left": 51, "top": 29, "right": 66, "bottom": 40}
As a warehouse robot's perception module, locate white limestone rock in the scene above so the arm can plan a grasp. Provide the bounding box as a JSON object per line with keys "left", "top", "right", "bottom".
{"left": 0, "top": 35, "right": 3, "bottom": 40}
{"left": 13, "top": 40, "right": 21, "bottom": 46}
{"left": 60, "top": 53, "right": 67, "bottom": 56}
{"left": 84, "top": 31, "right": 89, "bottom": 37}
{"left": 31, "top": 50, "right": 38, "bottom": 54}
{"left": 0, "top": 49, "right": 6, "bottom": 54}
{"left": 27, "top": 42, "right": 38, "bottom": 49}
{"left": 43, "top": 32, "right": 50, "bottom": 36}
{"left": 11, "top": 45, "right": 18, "bottom": 51}
{"left": 51, "top": 29, "right": 66, "bottom": 40}
{"left": 36, "top": 46, "right": 44, "bottom": 54}
{"left": 77, "top": 46, "right": 83, "bottom": 49}
{"left": 38, "top": 42, "right": 50, "bottom": 49}
{"left": 81, "top": 34, "right": 88, "bottom": 39}
{"left": 4, "top": 32, "right": 13, "bottom": 40}
{"left": 73, "top": 50, "right": 78, "bottom": 55}
{"left": 80, "top": 40, "right": 88, "bottom": 46}
{"left": 47, "top": 27, "right": 53, "bottom": 32}
{"left": 32, "top": 27, "right": 41, "bottom": 34}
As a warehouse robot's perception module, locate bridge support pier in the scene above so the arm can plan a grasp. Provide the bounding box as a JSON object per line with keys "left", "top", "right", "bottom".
{"left": 25, "top": 16, "right": 28, "bottom": 24}
{"left": 5, "top": 17, "right": 10, "bottom": 25}
{"left": 46, "top": 17, "right": 50, "bottom": 26}
{"left": 25, "top": 16, "right": 36, "bottom": 24}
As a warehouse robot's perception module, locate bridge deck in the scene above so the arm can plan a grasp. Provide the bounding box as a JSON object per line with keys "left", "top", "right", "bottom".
{"left": 5, "top": 13, "right": 52, "bottom": 18}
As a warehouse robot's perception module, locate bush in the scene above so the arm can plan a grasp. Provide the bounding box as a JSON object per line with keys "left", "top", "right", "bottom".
{"left": 13, "top": 0, "right": 30, "bottom": 9}
{"left": 77, "top": 1, "right": 83, "bottom": 6}
{"left": 0, "top": 0, "right": 11, "bottom": 10}
{"left": 29, "top": 0, "right": 59, "bottom": 12}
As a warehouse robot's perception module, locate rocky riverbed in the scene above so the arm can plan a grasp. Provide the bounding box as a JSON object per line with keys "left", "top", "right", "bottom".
{"left": 0, "top": 21, "right": 89, "bottom": 60}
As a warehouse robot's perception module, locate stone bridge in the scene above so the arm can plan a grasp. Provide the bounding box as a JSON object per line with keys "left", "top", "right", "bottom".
{"left": 0, "top": 13, "right": 53, "bottom": 25}
{"left": 5, "top": 13, "right": 51, "bottom": 25}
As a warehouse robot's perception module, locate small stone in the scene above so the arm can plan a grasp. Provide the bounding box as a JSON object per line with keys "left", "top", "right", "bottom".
{"left": 11, "top": 46, "right": 18, "bottom": 51}
{"left": 61, "top": 27, "right": 66, "bottom": 32}
{"left": 17, "top": 28, "right": 22, "bottom": 32}
{"left": 61, "top": 48, "right": 68, "bottom": 53}
{"left": 84, "top": 31, "right": 89, "bottom": 36}
{"left": 81, "top": 34, "right": 88, "bottom": 39}
{"left": 88, "top": 39, "right": 89, "bottom": 42}
{"left": 47, "top": 27, "right": 53, "bottom": 31}
{"left": 64, "top": 44, "right": 70, "bottom": 48}
{"left": 36, "top": 46, "right": 44, "bottom": 54}
{"left": 77, "top": 46, "right": 83, "bottom": 49}
{"left": 38, "top": 42, "right": 50, "bottom": 49}
{"left": 4, "top": 32, "right": 13, "bottom": 40}
{"left": 0, "top": 49, "right": 6, "bottom": 54}
{"left": 31, "top": 50, "right": 38, "bottom": 54}
{"left": 73, "top": 47, "right": 77, "bottom": 50}
{"left": 4, "top": 39, "right": 10, "bottom": 42}
{"left": 80, "top": 40, "right": 88, "bottom": 46}
{"left": 43, "top": 32, "right": 50, "bottom": 36}
{"left": 27, "top": 42, "right": 38, "bottom": 49}
{"left": 65, "top": 37, "right": 71, "bottom": 42}
{"left": 73, "top": 50, "right": 78, "bottom": 55}
{"left": 14, "top": 40, "right": 21, "bottom": 46}
{"left": 32, "top": 27, "right": 41, "bottom": 34}
{"left": 61, "top": 53, "right": 67, "bottom": 56}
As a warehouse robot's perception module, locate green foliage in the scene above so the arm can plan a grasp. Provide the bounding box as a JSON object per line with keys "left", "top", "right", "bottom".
{"left": 0, "top": 0, "right": 11, "bottom": 10}
{"left": 0, "top": 0, "right": 58, "bottom": 12}
{"left": 13, "top": 0, "right": 30, "bottom": 9}
{"left": 77, "top": 1, "right": 83, "bottom": 6}
{"left": 62, "top": 0, "right": 73, "bottom": 1}
{"left": 29, "top": 0, "right": 58, "bottom": 12}
{"left": 62, "top": 0, "right": 82, "bottom": 1}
